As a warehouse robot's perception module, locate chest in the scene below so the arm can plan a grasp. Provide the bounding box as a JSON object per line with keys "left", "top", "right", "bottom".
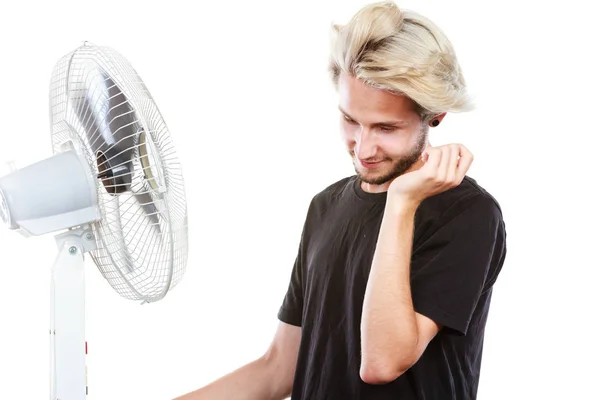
{"left": 301, "top": 204, "right": 385, "bottom": 312}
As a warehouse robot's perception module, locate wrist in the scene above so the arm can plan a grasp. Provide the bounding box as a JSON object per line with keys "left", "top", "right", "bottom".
{"left": 385, "top": 195, "right": 420, "bottom": 216}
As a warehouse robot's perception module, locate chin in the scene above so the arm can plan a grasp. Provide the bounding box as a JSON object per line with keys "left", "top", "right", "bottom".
{"left": 356, "top": 170, "right": 392, "bottom": 186}
{"left": 359, "top": 176, "right": 391, "bottom": 186}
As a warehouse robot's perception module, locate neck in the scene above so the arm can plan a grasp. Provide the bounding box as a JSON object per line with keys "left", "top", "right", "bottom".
{"left": 361, "top": 181, "right": 390, "bottom": 193}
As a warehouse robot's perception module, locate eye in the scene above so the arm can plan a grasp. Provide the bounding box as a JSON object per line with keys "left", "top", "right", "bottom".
{"left": 378, "top": 125, "right": 396, "bottom": 132}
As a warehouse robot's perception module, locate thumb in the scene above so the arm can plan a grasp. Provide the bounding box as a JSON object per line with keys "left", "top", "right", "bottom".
{"left": 421, "top": 144, "right": 433, "bottom": 162}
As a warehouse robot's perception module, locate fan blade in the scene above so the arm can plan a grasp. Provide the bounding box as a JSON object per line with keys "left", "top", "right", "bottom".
{"left": 72, "top": 68, "right": 141, "bottom": 191}
{"left": 75, "top": 71, "right": 138, "bottom": 154}
{"left": 131, "top": 190, "right": 161, "bottom": 235}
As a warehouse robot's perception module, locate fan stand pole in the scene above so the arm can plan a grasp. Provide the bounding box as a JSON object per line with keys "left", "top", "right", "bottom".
{"left": 50, "top": 226, "right": 96, "bottom": 400}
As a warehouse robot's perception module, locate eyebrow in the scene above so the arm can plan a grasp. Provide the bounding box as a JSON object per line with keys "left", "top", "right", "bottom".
{"left": 338, "top": 105, "right": 409, "bottom": 127}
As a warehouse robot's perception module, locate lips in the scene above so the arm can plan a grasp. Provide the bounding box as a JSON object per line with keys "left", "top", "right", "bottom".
{"left": 360, "top": 160, "right": 382, "bottom": 169}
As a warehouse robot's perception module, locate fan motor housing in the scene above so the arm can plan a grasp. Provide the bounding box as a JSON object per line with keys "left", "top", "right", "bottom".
{"left": 0, "top": 150, "right": 101, "bottom": 236}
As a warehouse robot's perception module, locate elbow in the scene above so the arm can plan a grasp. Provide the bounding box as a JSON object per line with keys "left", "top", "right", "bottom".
{"left": 359, "top": 330, "right": 420, "bottom": 384}
{"left": 359, "top": 364, "right": 405, "bottom": 385}
{"left": 359, "top": 355, "right": 416, "bottom": 385}
{"left": 261, "top": 352, "right": 294, "bottom": 399}
{"left": 360, "top": 368, "right": 397, "bottom": 385}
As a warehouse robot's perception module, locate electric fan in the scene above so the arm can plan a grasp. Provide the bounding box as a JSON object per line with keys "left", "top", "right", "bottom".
{"left": 0, "top": 42, "right": 188, "bottom": 399}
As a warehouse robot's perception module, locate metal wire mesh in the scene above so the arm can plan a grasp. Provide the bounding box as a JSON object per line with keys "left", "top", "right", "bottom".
{"left": 49, "top": 42, "right": 188, "bottom": 303}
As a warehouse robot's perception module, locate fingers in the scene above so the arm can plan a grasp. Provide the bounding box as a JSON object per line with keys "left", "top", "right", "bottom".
{"left": 439, "top": 144, "right": 456, "bottom": 182}
{"left": 422, "top": 146, "right": 442, "bottom": 174}
{"left": 447, "top": 144, "right": 460, "bottom": 183}
{"left": 456, "top": 145, "right": 474, "bottom": 181}
{"left": 423, "top": 144, "right": 473, "bottom": 188}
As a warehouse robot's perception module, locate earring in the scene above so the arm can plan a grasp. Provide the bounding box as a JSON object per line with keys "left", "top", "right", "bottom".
{"left": 431, "top": 119, "right": 439, "bottom": 127}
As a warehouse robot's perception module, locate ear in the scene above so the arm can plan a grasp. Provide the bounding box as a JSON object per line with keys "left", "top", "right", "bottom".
{"left": 429, "top": 112, "right": 447, "bottom": 127}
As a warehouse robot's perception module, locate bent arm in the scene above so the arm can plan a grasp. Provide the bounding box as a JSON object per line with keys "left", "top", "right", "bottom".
{"left": 360, "top": 201, "right": 440, "bottom": 384}
{"left": 173, "top": 322, "right": 301, "bottom": 400}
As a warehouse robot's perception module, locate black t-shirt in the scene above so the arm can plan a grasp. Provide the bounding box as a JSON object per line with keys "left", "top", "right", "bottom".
{"left": 278, "top": 174, "right": 507, "bottom": 400}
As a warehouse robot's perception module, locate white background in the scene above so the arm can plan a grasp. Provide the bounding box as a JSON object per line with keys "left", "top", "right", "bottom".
{"left": 0, "top": 0, "right": 598, "bottom": 399}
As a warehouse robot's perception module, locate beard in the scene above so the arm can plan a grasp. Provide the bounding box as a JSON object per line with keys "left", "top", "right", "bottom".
{"left": 353, "top": 127, "right": 428, "bottom": 185}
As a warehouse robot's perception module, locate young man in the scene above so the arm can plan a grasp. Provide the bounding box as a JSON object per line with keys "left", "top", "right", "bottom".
{"left": 174, "top": 2, "right": 507, "bottom": 399}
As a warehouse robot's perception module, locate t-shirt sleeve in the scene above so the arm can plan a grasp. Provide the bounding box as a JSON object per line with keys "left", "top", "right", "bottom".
{"left": 410, "top": 194, "right": 507, "bottom": 336}
{"left": 277, "top": 199, "right": 316, "bottom": 327}
{"left": 277, "top": 247, "right": 304, "bottom": 327}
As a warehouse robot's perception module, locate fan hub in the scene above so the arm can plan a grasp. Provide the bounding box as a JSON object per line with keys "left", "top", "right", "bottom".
{"left": 95, "top": 151, "right": 132, "bottom": 195}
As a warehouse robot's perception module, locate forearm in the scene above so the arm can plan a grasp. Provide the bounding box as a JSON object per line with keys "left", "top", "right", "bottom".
{"left": 173, "top": 356, "right": 288, "bottom": 400}
{"left": 360, "top": 200, "right": 419, "bottom": 378}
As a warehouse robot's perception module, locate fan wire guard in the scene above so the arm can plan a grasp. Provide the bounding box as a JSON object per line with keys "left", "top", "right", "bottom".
{"left": 49, "top": 42, "right": 188, "bottom": 302}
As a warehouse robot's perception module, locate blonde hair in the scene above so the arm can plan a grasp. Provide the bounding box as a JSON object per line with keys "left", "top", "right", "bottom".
{"left": 329, "top": 1, "right": 473, "bottom": 122}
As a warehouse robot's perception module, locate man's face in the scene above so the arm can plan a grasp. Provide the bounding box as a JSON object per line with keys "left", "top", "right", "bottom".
{"left": 338, "top": 73, "right": 428, "bottom": 191}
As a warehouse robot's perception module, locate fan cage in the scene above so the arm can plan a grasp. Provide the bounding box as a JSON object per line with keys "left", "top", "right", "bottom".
{"left": 49, "top": 43, "right": 188, "bottom": 302}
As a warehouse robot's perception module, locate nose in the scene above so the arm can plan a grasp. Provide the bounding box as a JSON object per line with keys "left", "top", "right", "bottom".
{"left": 355, "top": 127, "right": 377, "bottom": 160}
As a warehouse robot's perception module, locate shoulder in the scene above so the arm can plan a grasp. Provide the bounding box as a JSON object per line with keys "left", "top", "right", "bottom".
{"left": 415, "top": 176, "right": 505, "bottom": 239}
{"left": 299, "top": 175, "right": 356, "bottom": 224}
{"left": 309, "top": 175, "right": 356, "bottom": 206}
{"left": 424, "top": 175, "right": 502, "bottom": 215}
{"left": 459, "top": 176, "right": 504, "bottom": 223}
